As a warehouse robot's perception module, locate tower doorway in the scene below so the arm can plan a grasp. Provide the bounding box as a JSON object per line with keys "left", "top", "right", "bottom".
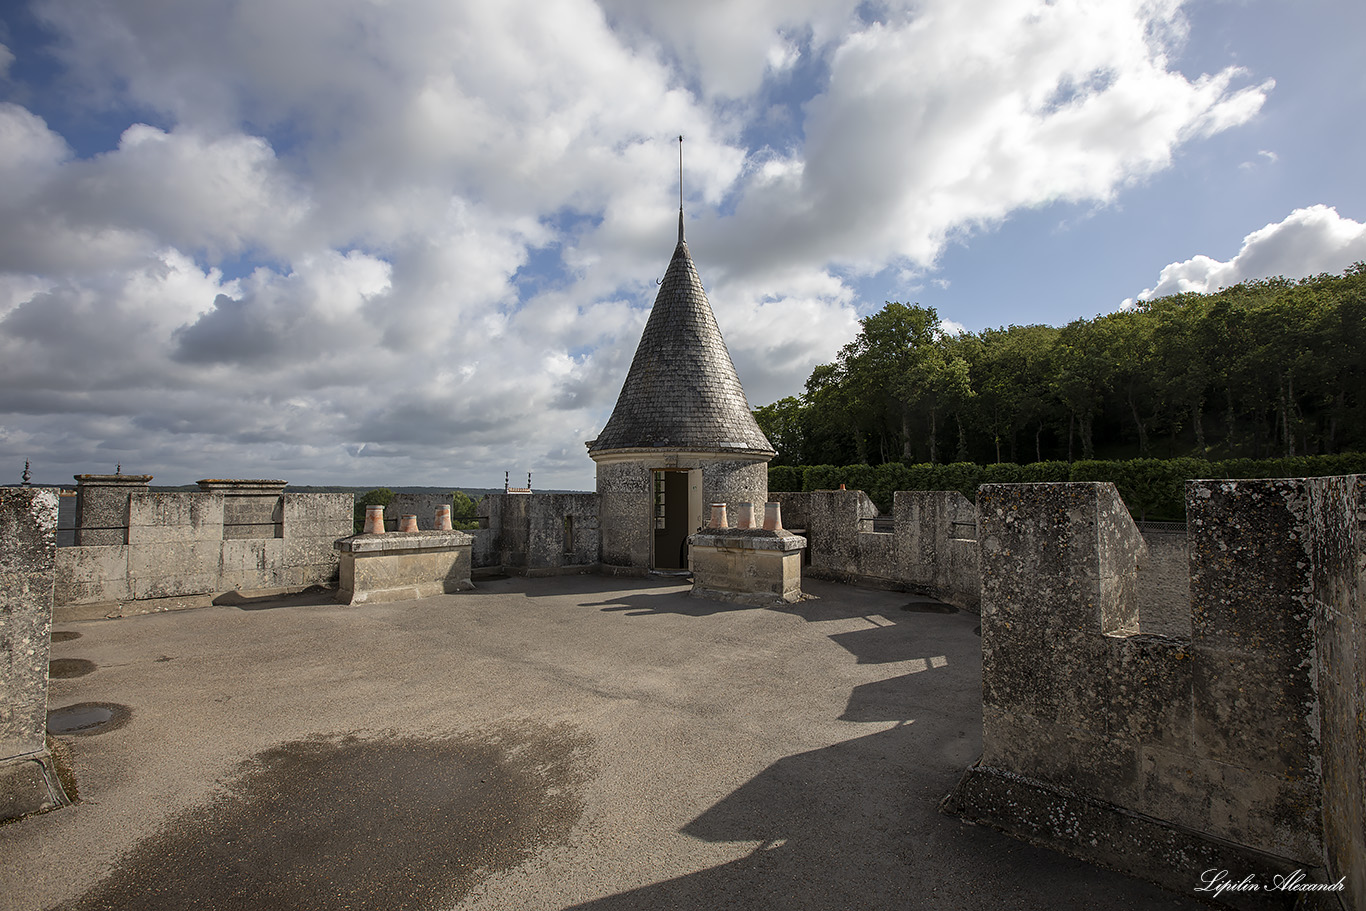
{"left": 652, "top": 469, "right": 700, "bottom": 570}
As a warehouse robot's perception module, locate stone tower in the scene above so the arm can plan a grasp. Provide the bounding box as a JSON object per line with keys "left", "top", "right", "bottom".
{"left": 587, "top": 211, "right": 775, "bottom": 572}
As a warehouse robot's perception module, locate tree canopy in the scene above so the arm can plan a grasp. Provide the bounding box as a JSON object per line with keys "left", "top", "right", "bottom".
{"left": 753, "top": 264, "right": 1366, "bottom": 465}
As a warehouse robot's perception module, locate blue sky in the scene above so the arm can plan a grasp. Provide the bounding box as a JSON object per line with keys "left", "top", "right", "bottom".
{"left": 1, "top": 0, "right": 1364, "bottom": 491}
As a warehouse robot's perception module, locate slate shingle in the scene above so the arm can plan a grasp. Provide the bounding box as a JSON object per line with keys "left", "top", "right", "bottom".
{"left": 587, "top": 227, "right": 775, "bottom": 456}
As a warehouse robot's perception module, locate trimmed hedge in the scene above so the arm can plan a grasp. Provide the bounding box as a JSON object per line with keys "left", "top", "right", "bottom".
{"left": 772, "top": 453, "right": 1366, "bottom": 520}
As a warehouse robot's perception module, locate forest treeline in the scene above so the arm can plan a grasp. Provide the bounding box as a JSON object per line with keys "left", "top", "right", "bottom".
{"left": 753, "top": 264, "right": 1366, "bottom": 467}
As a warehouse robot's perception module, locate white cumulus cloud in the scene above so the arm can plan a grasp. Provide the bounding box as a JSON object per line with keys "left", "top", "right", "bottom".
{"left": 1134, "top": 205, "right": 1366, "bottom": 301}
{"left": 0, "top": 0, "right": 1287, "bottom": 486}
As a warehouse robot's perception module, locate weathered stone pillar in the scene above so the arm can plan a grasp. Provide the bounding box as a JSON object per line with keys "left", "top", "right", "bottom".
{"left": 74, "top": 473, "right": 152, "bottom": 545}
{"left": 0, "top": 488, "right": 71, "bottom": 820}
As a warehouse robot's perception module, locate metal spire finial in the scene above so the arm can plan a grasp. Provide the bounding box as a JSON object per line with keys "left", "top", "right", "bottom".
{"left": 677, "top": 134, "right": 684, "bottom": 244}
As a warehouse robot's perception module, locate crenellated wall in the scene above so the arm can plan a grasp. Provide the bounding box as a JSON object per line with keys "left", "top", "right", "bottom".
{"left": 1316, "top": 474, "right": 1365, "bottom": 909}
{"left": 474, "top": 492, "right": 601, "bottom": 575}
{"left": 895, "top": 491, "right": 981, "bottom": 612}
{"left": 944, "top": 477, "right": 1365, "bottom": 907}
{"left": 770, "top": 489, "right": 981, "bottom": 611}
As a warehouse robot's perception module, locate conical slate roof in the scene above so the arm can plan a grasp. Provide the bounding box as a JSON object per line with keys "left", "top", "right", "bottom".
{"left": 588, "top": 215, "right": 775, "bottom": 457}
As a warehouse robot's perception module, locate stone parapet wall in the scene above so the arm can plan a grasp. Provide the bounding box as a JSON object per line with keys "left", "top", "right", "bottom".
{"left": 770, "top": 490, "right": 877, "bottom": 580}
{"left": 771, "top": 489, "right": 980, "bottom": 611}
{"left": 946, "top": 477, "right": 1364, "bottom": 904}
{"left": 895, "top": 491, "right": 980, "bottom": 611}
{"left": 53, "top": 485, "right": 351, "bottom": 612}
{"left": 476, "top": 493, "right": 600, "bottom": 574}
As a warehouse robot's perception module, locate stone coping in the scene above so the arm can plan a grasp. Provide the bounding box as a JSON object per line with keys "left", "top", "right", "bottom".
{"left": 196, "top": 479, "right": 288, "bottom": 492}
{"left": 334, "top": 530, "right": 474, "bottom": 554}
{"left": 73, "top": 474, "right": 153, "bottom": 485}
{"left": 688, "top": 529, "right": 806, "bottom": 551}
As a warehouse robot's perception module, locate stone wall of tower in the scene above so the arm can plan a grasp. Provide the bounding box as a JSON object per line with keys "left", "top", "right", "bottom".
{"left": 597, "top": 460, "right": 653, "bottom": 571}
{"left": 595, "top": 454, "right": 770, "bottom": 572}
{"left": 699, "top": 459, "right": 768, "bottom": 518}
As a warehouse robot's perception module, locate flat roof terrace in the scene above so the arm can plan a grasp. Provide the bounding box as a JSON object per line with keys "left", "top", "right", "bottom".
{"left": 2, "top": 576, "right": 1203, "bottom": 911}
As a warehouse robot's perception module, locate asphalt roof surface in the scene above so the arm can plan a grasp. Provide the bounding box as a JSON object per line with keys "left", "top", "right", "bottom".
{"left": 2, "top": 575, "right": 1208, "bottom": 911}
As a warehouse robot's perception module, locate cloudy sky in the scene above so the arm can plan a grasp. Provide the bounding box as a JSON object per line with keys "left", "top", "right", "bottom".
{"left": 2, "top": 0, "right": 1363, "bottom": 490}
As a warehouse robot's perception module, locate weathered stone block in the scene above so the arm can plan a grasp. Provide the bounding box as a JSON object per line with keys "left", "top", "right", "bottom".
{"left": 283, "top": 534, "right": 340, "bottom": 570}
{"left": 0, "top": 492, "right": 57, "bottom": 758}
{"left": 1191, "top": 645, "right": 1318, "bottom": 779}
{"left": 283, "top": 492, "right": 352, "bottom": 536}
{"left": 981, "top": 707, "right": 1142, "bottom": 808}
{"left": 979, "top": 483, "right": 1119, "bottom": 633}
{"left": 523, "top": 493, "right": 600, "bottom": 570}
{"left": 596, "top": 460, "right": 652, "bottom": 569}
{"left": 53, "top": 545, "right": 131, "bottom": 604}
{"left": 127, "top": 492, "right": 224, "bottom": 544}
{"left": 688, "top": 528, "right": 805, "bottom": 605}
{"left": 220, "top": 538, "right": 288, "bottom": 590}
{"left": 1316, "top": 478, "right": 1365, "bottom": 907}
{"left": 222, "top": 495, "right": 283, "bottom": 526}
{"left": 221, "top": 495, "right": 283, "bottom": 539}
{"left": 296, "top": 562, "right": 340, "bottom": 588}
{"left": 1188, "top": 479, "right": 1316, "bottom": 652}
{"left": 335, "top": 531, "right": 474, "bottom": 604}
{"left": 1094, "top": 634, "right": 1191, "bottom": 748}
{"left": 1129, "top": 745, "right": 1324, "bottom": 865}
{"left": 855, "top": 531, "right": 894, "bottom": 582}
{"left": 127, "top": 538, "right": 219, "bottom": 599}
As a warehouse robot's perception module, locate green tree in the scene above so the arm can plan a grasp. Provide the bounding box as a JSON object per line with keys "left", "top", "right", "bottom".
{"left": 753, "top": 396, "right": 808, "bottom": 465}
{"left": 972, "top": 324, "right": 1059, "bottom": 463}
{"left": 836, "top": 302, "right": 971, "bottom": 464}
{"left": 451, "top": 490, "right": 480, "bottom": 530}
{"left": 1052, "top": 318, "right": 1115, "bottom": 460}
